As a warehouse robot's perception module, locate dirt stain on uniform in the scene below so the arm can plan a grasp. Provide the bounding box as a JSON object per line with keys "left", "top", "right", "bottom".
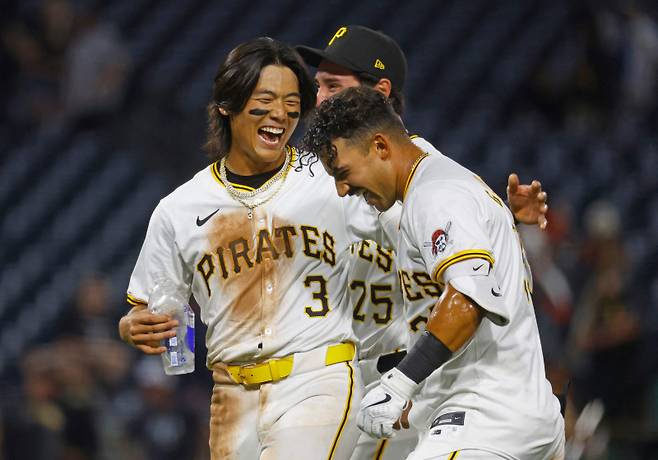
{"left": 210, "top": 377, "right": 241, "bottom": 459}
{"left": 207, "top": 209, "right": 296, "bottom": 341}
{"left": 258, "top": 382, "right": 270, "bottom": 415}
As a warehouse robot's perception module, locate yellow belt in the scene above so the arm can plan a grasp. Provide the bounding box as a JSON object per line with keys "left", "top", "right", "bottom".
{"left": 227, "top": 342, "right": 355, "bottom": 386}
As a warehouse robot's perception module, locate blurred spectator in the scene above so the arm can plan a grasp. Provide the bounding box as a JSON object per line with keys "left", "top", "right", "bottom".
{"left": 49, "top": 274, "right": 209, "bottom": 459}
{"left": 1, "top": 0, "right": 75, "bottom": 127}
{"left": 1, "top": 348, "right": 65, "bottom": 460}
{"left": 61, "top": 6, "right": 131, "bottom": 123}
{"left": 52, "top": 340, "right": 101, "bottom": 460}
{"left": 617, "top": 4, "right": 658, "bottom": 116}
{"left": 47, "top": 274, "right": 135, "bottom": 459}
{"left": 1, "top": 0, "right": 130, "bottom": 129}
{"left": 58, "top": 273, "right": 119, "bottom": 340}
{"left": 567, "top": 201, "right": 654, "bottom": 456}
{"left": 526, "top": 0, "right": 658, "bottom": 131}
{"left": 1, "top": 340, "right": 104, "bottom": 460}
{"left": 527, "top": 1, "right": 624, "bottom": 129}
{"left": 125, "top": 358, "right": 204, "bottom": 460}
{"left": 55, "top": 273, "right": 133, "bottom": 391}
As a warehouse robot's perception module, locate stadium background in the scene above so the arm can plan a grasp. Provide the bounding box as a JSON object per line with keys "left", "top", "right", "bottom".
{"left": 1, "top": 0, "right": 657, "bottom": 458}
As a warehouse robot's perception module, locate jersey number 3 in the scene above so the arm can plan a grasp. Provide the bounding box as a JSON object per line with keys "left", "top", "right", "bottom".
{"left": 304, "top": 275, "right": 330, "bottom": 317}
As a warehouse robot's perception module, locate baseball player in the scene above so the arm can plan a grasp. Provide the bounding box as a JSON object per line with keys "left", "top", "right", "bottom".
{"left": 297, "top": 26, "right": 551, "bottom": 460}
{"left": 119, "top": 32, "right": 549, "bottom": 460}
{"left": 302, "top": 87, "right": 565, "bottom": 460}
{"left": 118, "top": 37, "right": 398, "bottom": 460}
{"left": 297, "top": 25, "right": 548, "bottom": 231}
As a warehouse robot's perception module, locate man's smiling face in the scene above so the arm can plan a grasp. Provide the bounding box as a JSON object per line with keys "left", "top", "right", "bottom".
{"left": 323, "top": 136, "right": 397, "bottom": 212}
{"left": 228, "top": 64, "right": 301, "bottom": 173}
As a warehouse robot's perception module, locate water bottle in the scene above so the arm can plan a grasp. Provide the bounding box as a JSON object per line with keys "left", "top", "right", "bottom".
{"left": 148, "top": 278, "right": 195, "bottom": 375}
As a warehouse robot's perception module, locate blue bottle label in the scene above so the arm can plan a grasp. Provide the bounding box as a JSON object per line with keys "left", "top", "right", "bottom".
{"left": 186, "top": 307, "right": 195, "bottom": 353}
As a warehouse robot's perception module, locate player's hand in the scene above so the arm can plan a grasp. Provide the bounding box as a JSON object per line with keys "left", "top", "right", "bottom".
{"left": 393, "top": 400, "right": 413, "bottom": 430}
{"left": 357, "top": 368, "right": 418, "bottom": 438}
{"left": 118, "top": 306, "right": 178, "bottom": 355}
{"left": 507, "top": 173, "right": 548, "bottom": 230}
{"left": 357, "top": 385, "right": 407, "bottom": 438}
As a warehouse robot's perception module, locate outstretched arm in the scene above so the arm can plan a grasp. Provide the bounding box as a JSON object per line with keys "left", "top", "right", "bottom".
{"left": 507, "top": 173, "right": 548, "bottom": 230}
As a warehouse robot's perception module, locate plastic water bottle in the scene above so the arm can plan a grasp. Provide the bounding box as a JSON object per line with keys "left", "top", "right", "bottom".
{"left": 148, "top": 278, "right": 195, "bottom": 375}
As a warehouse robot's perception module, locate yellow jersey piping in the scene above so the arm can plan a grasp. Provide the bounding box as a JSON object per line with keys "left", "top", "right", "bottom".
{"left": 402, "top": 153, "right": 430, "bottom": 200}
{"left": 432, "top": 249, "right": 495, "bottom": 282}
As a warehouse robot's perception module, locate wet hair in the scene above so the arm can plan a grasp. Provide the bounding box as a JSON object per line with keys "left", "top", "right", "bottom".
{"left": 355, "top": 72, "right": 405, "bottom": 116}
{"left": 301, "top": 86, "right": 406, "bottom": 167}
{"left": 203, "top": 37, "right": 317, "bottom": 160}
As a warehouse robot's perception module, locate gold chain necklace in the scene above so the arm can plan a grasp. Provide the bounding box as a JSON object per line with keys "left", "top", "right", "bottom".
{"left": 403, "top": 153, "right": 430, "bottom": 199}
{"left": 219, "top": 148, "right": 291, "bottom": 219}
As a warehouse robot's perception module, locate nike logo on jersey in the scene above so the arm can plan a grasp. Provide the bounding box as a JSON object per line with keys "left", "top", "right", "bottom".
{"left": 196, "top": 208, "right": 221, "bottom": 226}
{"left": 491, "top": 288, "right": 502, "bottom": 297}
{"left": 366, "top": 394, "right": 392, "bottom": 408}
{"left": 473, "top": 263, "right": 484, "bottom": 271}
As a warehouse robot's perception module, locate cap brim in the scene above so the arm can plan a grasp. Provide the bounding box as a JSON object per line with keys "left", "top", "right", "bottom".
{"left": 295, "top": 45, "right": 329, "bottom": 68}
{"left": 295, "top": 45, "right": 358, "bottom": 72}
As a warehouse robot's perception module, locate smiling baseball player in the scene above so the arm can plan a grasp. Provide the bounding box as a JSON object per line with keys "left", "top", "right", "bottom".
{"left": 299, "top": 25, "right": 553, "bottom": 460}
{"left": 119, "top": 38, "right": 401, "bottom": 460}
{"left": 303, "top": 87, "right": 565, "bottom": 460}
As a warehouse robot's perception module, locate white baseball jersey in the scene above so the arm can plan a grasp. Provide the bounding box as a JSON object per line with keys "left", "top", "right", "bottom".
{"left": 345, "top": 240, "right": 408, "bottom": 361}
{"left": 127, "top": 146, "right": 392, "bottom": 366}
{"left": 397, "top": 139, "right": 563, "bottom": 458}
{"left": 347, "top": 137, "right": 434, "bottom": 460}
{"left": 345, "top": 242, "right": 417, "bottom": 460}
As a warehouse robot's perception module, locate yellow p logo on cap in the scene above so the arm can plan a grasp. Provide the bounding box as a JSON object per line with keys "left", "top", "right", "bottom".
{"left": 328, "top": 27, "right": 348, "bottom": 46}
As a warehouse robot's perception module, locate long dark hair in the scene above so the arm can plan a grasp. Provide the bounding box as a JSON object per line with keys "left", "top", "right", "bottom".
{"left": 203, "top": 37, "right": 316, "bottom": 161}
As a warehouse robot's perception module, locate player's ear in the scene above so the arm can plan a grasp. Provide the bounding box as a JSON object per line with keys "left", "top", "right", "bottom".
{"left": 372, "top": 133, "right": 391, "bottom": 160}
{"left": 373, "top": 78, "right": 392, "bottom": 99}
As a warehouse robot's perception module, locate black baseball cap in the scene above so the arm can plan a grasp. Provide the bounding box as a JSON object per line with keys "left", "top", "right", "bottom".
{"left": 296, "top": 25, "right": 407, "bottom": 91}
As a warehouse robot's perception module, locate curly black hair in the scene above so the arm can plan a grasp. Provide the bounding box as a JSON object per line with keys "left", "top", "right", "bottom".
{"left": 301, "top": 86, "right": 405, "bottom": 168}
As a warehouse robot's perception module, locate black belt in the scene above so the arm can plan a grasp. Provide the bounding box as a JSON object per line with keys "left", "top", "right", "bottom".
{"left": 376, "top": 350, "right": 407, "bottom": 374}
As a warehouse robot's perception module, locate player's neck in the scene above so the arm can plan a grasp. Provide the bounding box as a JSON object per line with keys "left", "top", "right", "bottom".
{"left": 397, "top": 144, "right": 427, "bottom": 202}
{"left": 225, "top": 166, "right": 281, "bottom": 189}
{"left": 224, "top": 148, "right": 287, "bottom": 176}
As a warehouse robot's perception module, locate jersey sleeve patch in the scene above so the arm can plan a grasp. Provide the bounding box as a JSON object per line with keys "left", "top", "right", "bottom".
{"left": 411, "top": 181, "right": 494, "bottom": 283}
{"left": 423, "top": 221, "right": 452, "bottom": 256}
